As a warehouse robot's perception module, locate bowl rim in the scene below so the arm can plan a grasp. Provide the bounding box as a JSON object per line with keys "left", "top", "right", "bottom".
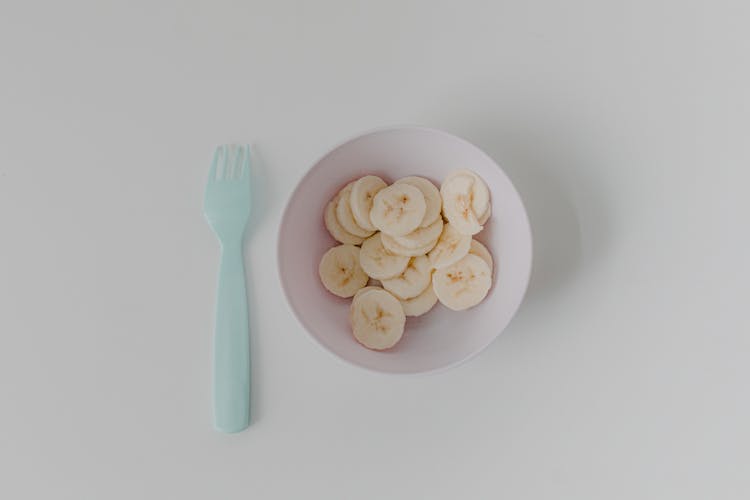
{"left": 276, "top": 125, "right": 533, "bottom": 376}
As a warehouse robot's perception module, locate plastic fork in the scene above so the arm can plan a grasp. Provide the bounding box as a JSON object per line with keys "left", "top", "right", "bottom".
{"left": 204, "top": 144, "right": 252, "bottom": 433}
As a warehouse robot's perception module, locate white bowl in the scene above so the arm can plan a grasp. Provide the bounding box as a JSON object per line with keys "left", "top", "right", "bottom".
{"left": 278, "top": 127, "right": 532, "bottom": 374}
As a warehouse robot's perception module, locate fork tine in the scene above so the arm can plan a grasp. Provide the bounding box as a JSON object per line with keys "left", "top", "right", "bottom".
{"left": 241, "top": 144, "right": 250, "bottom": 179}
{"left": 222, "top": 144, "right": 231, "bottom": 180}
{"left": 233, "top": 145, "right": 244, "bottom": 180}
{"left": 208, "top": 146, "right": 222, "bottom": 182}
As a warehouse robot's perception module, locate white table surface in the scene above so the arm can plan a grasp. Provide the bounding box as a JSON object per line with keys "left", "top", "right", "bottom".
{"left": 1, "top": 1, "right": 749, "bottom": 499}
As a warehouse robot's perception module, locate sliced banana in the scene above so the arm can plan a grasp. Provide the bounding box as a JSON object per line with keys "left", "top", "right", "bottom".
{"left": 444, "top": 169, "right": 490, "bottom": 219}
{"left": 319, "top": 170, "right": 496, "bottom": 339}
{"left": 428, "top": 223, "right": 471, "bottom": 269}
{"left": 336, "top": 182, "right": 375, "bottom": 238}
{"left": 477, "top": 204, "right": 491, "bottom": 225}
{"left": 370, "top": 183, "right": 426, "bottom": 236}
{"left": 359, "top": 233, "right": 410, "bottom": 280}
{"left": 324, "top": 193, "right": 365, "bottom": 245}
{"left": 441, "top": 174, "right": 483, "bottom": 235}
{"left": 393, "top": 217, "right": 443, "bottom": 250}
{"left": 354, "top": 285, "right": 382, "bottom": 299}
{"left": 399, "top": 284, "right": 438, "bottom": 317}
{"left": 432, "top": 254, "right": 492, "bottom": 311}
{"left": 350, "top": 288, "right": 406, "bottom": 350}
{"left": 318, "top": 244, "right": 369, "bottom": 298}
{"left": 381, "top": 231, "right": 439, "bottom": 257}
{"left": 381, "top": 255, "right": 433, "bottom": 300}
{"left": 395, "top": 176, "right": 441, "bottom": 227}
{"left": 350, "top": 175, "right": 387, "bottom": 231}
{"left": 469, "top": 239, "right": 493, "bottom": 272}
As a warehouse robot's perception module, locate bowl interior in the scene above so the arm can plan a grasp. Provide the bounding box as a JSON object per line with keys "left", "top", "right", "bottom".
{"left": 278, "top": 127, "right": 532, "bottom": 374}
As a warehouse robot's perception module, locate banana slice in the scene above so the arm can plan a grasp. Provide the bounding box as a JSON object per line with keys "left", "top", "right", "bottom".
{"left": 477, "top": 204, "right": 491, "bottom": 225}
{"left": 399, "top": 284, "right": 438, "bottom": 317}
{"left": 440, "top": 174, "right": 484, "bottom": 235}
{"left": 469, "top": 239, "right": 494, "bottom": 272}
{"left": 381, "top": 255, "right": 433, "bottom": 300}
{"left": 324, "top": 193, "right": 365, "bottom": 245}
{"left": 395, "top": 176, "right": 441, "bottom": 227}
{"left": 393, "top": 217, "right": 443, "bottom": 250}
{"left": 336, "top": 182, "right": 375, "bottom": 238}
{"left": 432, "top": 254, "right": 492, "bottom": 311}
{"left": 318, "top": 244, "right": 369, "bottom": 298}
{"left": 359, "top": 233, "right": 410, "bottom": 280}
{"left": 444, "top": 169, "right": 490, "bottom": 219}
{"left": 350, "top": 288, "right": 406, "bottom": 350}
{"left": 354, "top": 285, "right": 382, "bottom": 299}
{"left": 428, "top": 223, "right": 471, "bottom": 269}
{"left": 350, "top": 175, "right": 387, "bottom": 231}
{"left": 370, "top": 183, "right": 426, "bottom": 236}
{"left": 381, "top": 231, "right": 439, "bottom": 257}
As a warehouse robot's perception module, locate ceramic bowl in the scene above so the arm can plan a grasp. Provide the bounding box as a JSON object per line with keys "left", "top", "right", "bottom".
{"left": 278, "top": 127, "right": 532, "bottom": 374}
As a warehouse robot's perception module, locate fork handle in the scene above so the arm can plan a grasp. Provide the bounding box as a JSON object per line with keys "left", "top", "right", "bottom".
{"left": 212, "top": 240, "right": 250, "bottom": 433}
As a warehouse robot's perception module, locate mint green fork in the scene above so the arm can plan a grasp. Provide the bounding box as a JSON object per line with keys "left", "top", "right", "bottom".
{"left": 204, "top": 144, "right": 252, "bottom": 433}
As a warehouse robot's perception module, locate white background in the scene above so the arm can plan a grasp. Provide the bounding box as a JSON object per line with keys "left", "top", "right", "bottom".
{"left": 1, "top": 1, "right": 749, "bottom": 498}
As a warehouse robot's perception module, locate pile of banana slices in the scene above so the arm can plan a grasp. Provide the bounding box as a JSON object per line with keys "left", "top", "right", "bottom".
{"left": 319, "top": 170, "right": 494, "bottom": 350}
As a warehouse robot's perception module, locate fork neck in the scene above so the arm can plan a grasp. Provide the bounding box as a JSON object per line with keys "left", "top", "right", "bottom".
{"left": 219, "top": 233, "right": 245, "bottom": 253}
